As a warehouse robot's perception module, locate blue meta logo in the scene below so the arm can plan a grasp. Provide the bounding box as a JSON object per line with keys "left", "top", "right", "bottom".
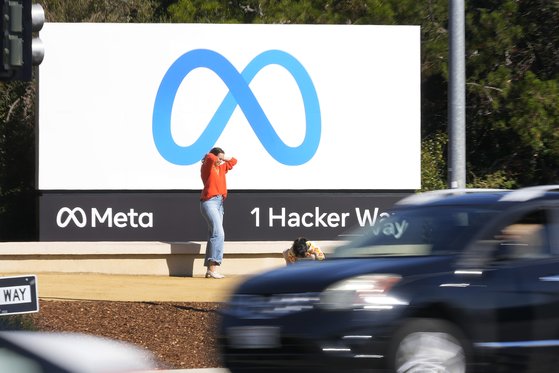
{"left": 152, "top": 49, "right": 321, "bottom": 166}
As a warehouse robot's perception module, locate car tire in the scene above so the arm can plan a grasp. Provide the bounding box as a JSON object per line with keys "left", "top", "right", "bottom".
{"left": 388, "top": 318, "right": 470, "bottom": 373}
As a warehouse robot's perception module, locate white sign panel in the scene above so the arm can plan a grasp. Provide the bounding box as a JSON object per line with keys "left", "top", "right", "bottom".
{"left": 0, "top": 285, "right": 32, "bottom": 305}
{"left": 39, "top": 23, "right": 420, "bottom": 190}
{"left": 0, "top": 275, "right": 39, "bottom": 315}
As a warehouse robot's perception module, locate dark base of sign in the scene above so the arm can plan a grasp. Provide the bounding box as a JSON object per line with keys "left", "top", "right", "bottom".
{"left": 39, "top": 191, "right": 412, "bottom": 241}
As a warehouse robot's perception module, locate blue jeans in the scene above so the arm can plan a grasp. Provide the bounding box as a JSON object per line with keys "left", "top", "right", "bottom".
{"left": 200, "top": 196, "right": 225, "bottom": 267}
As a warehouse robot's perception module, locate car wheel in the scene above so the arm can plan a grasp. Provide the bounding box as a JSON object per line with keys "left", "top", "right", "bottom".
{"left": 389, "top": 318, "right": 469, "bottom": 373}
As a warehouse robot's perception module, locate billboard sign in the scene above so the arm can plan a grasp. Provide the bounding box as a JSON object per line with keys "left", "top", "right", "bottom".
{"left": 38, "top": 23, "right": 420, "bottom": 191}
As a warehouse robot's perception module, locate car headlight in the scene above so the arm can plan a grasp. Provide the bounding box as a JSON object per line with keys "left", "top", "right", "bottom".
{"left": 319, "top": 274, "right": 407, "bottom": 310}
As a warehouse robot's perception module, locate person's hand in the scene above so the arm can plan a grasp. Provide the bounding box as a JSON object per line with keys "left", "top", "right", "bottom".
{"left": 216, "top": 153, "right": 227, "bottom": 165}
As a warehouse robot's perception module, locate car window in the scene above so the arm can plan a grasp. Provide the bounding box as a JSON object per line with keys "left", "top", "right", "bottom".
{"left": 334, "top": 206, "right": 498, "bottom": 258}
{"left": 496, "top": 209, "right": 550, "bottom": 260}
{"left": 473, "top": 208, "right": 552, "bottom": 262}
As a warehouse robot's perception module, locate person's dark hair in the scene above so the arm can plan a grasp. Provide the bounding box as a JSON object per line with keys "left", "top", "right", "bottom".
{"left": 210, "top": 147, "right": 224, "bottom": 156}
{"left": 291, "top": 237, "right": 308, "bottom": 258}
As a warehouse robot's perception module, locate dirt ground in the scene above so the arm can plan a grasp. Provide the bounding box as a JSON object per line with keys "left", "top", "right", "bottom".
{"left": 28, "top": 299, "right": 222, "bottom": 370}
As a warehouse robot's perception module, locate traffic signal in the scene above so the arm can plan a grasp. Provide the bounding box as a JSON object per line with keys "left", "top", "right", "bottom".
{"left": 1, "top": 0, "right": 44, "bottom": 81}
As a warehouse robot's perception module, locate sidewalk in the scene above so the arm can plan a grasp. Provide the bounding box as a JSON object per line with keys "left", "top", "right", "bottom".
{"left": 27, "top": 272, "right": 246, "bottom": 302}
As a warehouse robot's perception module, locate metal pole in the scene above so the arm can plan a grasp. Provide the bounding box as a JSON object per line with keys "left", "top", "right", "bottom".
{"left": 448, "top": 0, "right": 466, "bottom": 189}
{"left": 34, "top": 65, "right": 40, "bottom": 239}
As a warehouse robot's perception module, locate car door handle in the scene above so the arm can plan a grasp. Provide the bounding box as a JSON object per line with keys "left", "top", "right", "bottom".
{"left": 539, "top": 275, "right": 559, "bottom": 282}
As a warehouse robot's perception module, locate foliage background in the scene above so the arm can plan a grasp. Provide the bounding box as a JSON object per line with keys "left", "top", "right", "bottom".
{"left": 1, "top": 0, "right": 558, "bottom": 240}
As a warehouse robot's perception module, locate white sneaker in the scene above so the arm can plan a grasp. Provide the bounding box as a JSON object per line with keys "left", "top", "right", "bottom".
{"left": 205, "top": 270, "right": 225, "bottom": 279}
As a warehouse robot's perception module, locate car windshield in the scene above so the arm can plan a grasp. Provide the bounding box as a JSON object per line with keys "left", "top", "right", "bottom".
{"left": 334, "top": 205, "right": 499, "bottom": 258}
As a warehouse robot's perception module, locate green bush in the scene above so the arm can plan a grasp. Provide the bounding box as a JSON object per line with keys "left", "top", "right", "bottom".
{"left": 0, "top": 314, "right": 36, "bottom": 331}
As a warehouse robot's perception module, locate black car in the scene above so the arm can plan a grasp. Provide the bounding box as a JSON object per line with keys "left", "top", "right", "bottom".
{"left": 218, "top": 186, "right": 559, "bottom": 373}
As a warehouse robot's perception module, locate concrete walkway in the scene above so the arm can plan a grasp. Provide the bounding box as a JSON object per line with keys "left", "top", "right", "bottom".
{"left": 29, "top": 272, "right": 247, "bottom": 302}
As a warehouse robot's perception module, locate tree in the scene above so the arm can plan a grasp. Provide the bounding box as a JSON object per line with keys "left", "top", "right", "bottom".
{"left": 464, "top": 0, "right": 559, "bottom": 187}
{"left": 41, "top": 0, "right": 160, "bottom": 22}
{"left": 0, "top": 81, "right": 36, "bottom": 240}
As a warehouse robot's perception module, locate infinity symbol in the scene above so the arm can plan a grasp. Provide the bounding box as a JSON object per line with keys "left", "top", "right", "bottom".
{"left": 57, "top": 207, "right": 87, "bottom": 228}
{"left": 152, "top": 49, "right": 321, "bottom": 165}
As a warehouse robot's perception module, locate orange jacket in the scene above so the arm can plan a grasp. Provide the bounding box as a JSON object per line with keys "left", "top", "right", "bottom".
{"left": 200, "top": 153, "right": 237, "bottom": 201}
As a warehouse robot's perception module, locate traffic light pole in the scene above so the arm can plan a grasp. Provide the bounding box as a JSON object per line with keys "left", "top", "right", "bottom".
{"left": 0, "top": 0, "right": 44, "bottom": 82}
